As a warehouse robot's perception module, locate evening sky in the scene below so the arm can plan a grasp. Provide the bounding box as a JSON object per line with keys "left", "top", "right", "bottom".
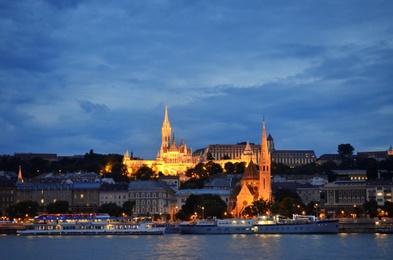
{"left": 1, "top": 0, "right": 392, "bottom": 158}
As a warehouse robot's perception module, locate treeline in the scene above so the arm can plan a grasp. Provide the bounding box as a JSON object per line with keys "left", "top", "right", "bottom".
{"left": 0, "top": 149, "right": 128, "bottom": 182}
{"left": 6, "top": 200, "right": 137, "bottom": 220}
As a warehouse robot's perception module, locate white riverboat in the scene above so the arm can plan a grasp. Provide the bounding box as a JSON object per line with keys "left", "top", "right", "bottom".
{"left": 255, "top": 214, "right": 339, "bottom": 234}
{"left": 179, "top": 217, "right": 256, "bottom": 234}
{"left": 17, "top": 213, "right": 165, "bottom": 236}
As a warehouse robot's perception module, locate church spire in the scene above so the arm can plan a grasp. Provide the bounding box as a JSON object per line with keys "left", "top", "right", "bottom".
{"left": 161, "top": 106, "right": 172, "bottom": 149}
{"left": 259, "top": 117, "right": 272, "bottom": 201}
{"left": 17, "top": 165, "right": 24, "bottom": 183}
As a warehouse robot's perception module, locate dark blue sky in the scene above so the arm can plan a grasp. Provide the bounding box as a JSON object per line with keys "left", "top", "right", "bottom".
{"left": 1, "top": 0, "right": 392, "bottom": 159}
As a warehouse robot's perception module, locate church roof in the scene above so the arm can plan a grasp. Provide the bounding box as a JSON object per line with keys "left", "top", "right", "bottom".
{"left": 229, "top": 184, "right": 242, "bottom": 199}
{"left": 241, "top": 160, "right": 259, "bottom": 180}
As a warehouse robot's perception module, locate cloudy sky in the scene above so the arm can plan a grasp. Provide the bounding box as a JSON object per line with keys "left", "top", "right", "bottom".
{"left": 1, "top": 0, "right": 392, "bottom": 159}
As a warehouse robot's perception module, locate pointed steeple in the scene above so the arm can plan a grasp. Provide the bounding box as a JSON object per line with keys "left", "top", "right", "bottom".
{"left": 259, "top": 117, "right": 272, "bottom": 201}
{"left": 161, "top": 106, "right": 172, "bottom": 149}
{"left": 17, "top": 165, "right": 24, "bottom": 183}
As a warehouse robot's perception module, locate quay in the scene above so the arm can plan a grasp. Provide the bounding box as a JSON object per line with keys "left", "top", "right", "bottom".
{"left": 0, "top": 222, "right": 25, "bottom": 235}
{"left": 339, "top": 218, "right": 393, "bottom": 233}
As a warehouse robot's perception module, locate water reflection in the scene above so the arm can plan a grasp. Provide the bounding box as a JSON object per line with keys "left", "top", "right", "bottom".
{"left": 1, "top": 233, "right": 393, "bottom": 260}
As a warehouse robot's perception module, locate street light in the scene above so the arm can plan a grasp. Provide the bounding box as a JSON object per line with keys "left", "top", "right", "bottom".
{"left": 202, "top": 207, "right": 204, "bottom": 219}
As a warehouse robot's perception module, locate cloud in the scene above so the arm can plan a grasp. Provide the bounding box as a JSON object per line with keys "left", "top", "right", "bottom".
{"left": 0, "top": 1, "right": 392, "bottom": 158}
{"left": 79, "top": 101, "right": 110, "bottom": 114}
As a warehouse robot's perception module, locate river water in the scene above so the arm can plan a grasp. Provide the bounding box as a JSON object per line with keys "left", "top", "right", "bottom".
{"left": 1, "top": 233, "right": 392, "bottom": 260}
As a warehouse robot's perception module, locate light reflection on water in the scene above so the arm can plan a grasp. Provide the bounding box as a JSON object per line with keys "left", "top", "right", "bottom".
{"left": 1, "top": 233, "right": 393, "bottom": 260}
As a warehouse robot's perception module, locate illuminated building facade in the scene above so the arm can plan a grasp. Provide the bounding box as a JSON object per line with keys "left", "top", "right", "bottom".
{"left": 123, "top": 106, "right": 194, "bottom": 176}
{"left": 128, "top": 180, "right": 176, "bottom": 216}
{"left": 230, "top": 119, "right": 272, "bottom": 217}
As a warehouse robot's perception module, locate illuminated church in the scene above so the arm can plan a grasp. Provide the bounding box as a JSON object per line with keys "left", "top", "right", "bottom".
{"left": 229, "top": 119, "right": 272, "bottom": 217}
{"left": 123, "top": 106, "right": 194, "bottom": 176}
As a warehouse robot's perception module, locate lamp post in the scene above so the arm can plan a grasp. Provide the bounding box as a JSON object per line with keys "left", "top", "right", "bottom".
{"left": 315, "top": 203, "right": 318, "bottom": 218}
{"left": 202, "top": 207, "right": 204, "bottom": 220}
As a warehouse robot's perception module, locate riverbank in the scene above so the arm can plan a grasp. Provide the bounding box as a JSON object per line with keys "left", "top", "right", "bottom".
{"left": 0, "top": 223, "right": 25, "bottom": 235}
{"left": 339, "top": 218, "right": 393, "bottom": 233}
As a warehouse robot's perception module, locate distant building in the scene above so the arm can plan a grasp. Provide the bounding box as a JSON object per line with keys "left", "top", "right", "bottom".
{"left": 357, "top": 149, "right": 391, "bottom": 162}
{"left": 316, "top": 154, "right": 342, "bottom": 165}
{"left": 309, "top": 176, "right": 328, "bottom": 186}
{"left": 128, "top": 180, "right": 176, "bottom": 217}
{"left": 123, "top": 107, "right": 194, "bottom": 176}
{"left": 366, "top": 179, "right": 393, "bottom": 206}
{"left": 319, "top": 181, "right": 367, "bottom": 218}
{"left": 158, "top": 175, "right": 181, "bottom": 190}
{"left": 99, "top": 183, "right": 129, "bottom": 207}
{"left": 16, "top": 170, "right": 101, "bottom": 213}
{"left": 271, "top": 150, "right": 316, "bottom": 168}
{"left": 332, "top": 170, "right": 367, "bottom": 181}
{"left": 193, "top": 142, "right": 261, "bottom": 164}
{"left": 0, "top": 172, "right": 16, "bottom": 215}
{"left": 204, "top": 175, "right": 234, "bottom": 190}
{"left": 296, "top": 185, "right": 322, "bottom": 205}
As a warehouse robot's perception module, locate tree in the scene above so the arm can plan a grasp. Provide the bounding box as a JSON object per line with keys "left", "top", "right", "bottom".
{"left": 273, "top": 189, "right": 302, "bottom": 204}
{"left": 6, "top": 201, "right": 39, "bottom": 220}
{"left": 46, "top": 201, "right": 69, "bottom": 214}
{"left": 207, "top": 162, "right": 223, "bottom": 175}
{"left": 338, "top": 143, "right": 354, "bottom": 159}
{"left": 135, "top": 166, "right": 155, "bottom": 180}
{"left": 179, "top": 194, "right": 227, "bottom": 220}
{"left": 97, "top": 203, "right": 123, "bottom": 217}
{"left": 193, "top": 163, "right": 208, "bottom": 178}
{"left": 277, "top": 198, "right": 302, "bottom": 218}
{"left": 234, "top": 162, "right": 246, "bottom": 174}
{"left": 242, "top": 205, "right": 257, "bottom": 217}
{"left": 363, "top": 199, "right": 379, "bottom": 218}
{"left": 224, "top": 162, "right": 235, "bottom": 174}
{"left": 321, "top": 160, "right": 337, "bottom": 174}
{"left": 252, "top": 199, "right": 272, "bottom": 215}
{"left": 305, "top": 201, "right": 319, "bottom": 216}
{"left": 180, "top": 178, "right": 206, "bottom": 189}
{"left": 122, "top": 200, "right": 136, "bottom": 216}
{"left": 366, "top": 161, "right": 379, "bottom": 179}
{"left": 271, "top": 162, "right": 292, "bottom": 175}
{"left": 382, "top": 201, "right": 393, "bottom": 217}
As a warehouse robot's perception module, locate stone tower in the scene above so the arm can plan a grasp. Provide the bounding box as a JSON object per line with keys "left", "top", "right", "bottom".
{"left": 259, "top": 118, "right": 272, "bottom": 201}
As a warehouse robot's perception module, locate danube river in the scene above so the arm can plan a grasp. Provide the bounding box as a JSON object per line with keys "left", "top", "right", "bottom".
{"left": 1, "top": 233, "right": 393, "bottom": 260}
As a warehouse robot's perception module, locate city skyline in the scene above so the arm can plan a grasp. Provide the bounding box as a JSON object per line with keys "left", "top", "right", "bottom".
{"left": 1, "top": 1, "right": 392, "bottom": 159}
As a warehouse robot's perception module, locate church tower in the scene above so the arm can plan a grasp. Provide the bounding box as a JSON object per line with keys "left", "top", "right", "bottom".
{"left": 17, "top": 165, "right": 24, "bottom": 183}
{"left": 161, "top": 106, "right": 172, "bottom": 149}
{"left": 259, "top": 118, "right": 272, "bottom": 201}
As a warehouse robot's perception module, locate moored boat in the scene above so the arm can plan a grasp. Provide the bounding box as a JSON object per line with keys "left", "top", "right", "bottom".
{"left": 255, "top": 214, "right": 339, "bottom": 234}
{"left": 179, "top": 217, "right": 256, "bottom": 234}
{"left": 17, "top": 213, "right": 165, "bottom": 236}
